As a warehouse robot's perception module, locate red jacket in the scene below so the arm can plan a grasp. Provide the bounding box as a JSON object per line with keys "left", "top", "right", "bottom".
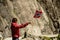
{"left": 11, "top": 22, "right": 29, "bottom": 38}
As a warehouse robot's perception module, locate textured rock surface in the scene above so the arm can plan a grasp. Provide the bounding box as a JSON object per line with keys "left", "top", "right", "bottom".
{"left": 0, "top": 0, "right": 60, "bottom": 40}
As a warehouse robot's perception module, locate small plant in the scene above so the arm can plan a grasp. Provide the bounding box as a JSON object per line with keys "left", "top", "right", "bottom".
{"left": 43, "top": 36, "right": 51, "bottom": 40}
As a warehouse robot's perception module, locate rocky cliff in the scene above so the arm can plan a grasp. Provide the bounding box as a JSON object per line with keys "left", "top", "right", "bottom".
{"left": 0, "top": 0, "right": 60, "bottom": 39}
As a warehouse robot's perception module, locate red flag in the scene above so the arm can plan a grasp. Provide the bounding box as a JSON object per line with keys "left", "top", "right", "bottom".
{"left": 34, "top": 10, "right": 42, "bottom": 18}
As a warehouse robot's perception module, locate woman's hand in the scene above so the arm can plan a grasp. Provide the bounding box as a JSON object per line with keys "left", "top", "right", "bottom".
{"left": 28, "top": 22, "right": 31, "bottom": 24}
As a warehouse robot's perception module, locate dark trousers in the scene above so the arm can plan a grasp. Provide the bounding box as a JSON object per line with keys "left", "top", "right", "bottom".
{"left": 12, "top": 37, "right": 19, "bottom": 40}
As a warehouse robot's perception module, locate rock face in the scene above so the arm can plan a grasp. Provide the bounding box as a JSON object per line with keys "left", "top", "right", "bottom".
{"left": 0, "top": 0, "right": 60, "bottom": 39}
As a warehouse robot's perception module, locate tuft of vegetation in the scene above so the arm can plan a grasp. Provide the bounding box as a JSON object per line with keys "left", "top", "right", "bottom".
{"left": 0, "top": 0, "right": 7, "bottom": 6}
{"left": 43, "top": 36, "right": 51, "bottom": 40}
{"left": 57, "top": 34, "right": 60, "bottom": 40}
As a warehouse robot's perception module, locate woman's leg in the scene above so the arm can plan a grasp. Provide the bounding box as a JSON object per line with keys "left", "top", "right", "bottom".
{"left": 12, "top": 37, "right": 19, "bottom": 40}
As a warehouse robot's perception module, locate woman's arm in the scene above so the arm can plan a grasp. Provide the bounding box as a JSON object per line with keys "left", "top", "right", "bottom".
{"left": 12, "top": 22, "right": 31, "bottom": 28}
{"left": 20, "top": 22, "right": 31, "bottom": 28}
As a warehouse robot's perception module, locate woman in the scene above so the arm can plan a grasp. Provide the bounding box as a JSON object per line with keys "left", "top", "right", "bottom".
{"left": 11, "top": 18, "right": 31, "bottom": 40}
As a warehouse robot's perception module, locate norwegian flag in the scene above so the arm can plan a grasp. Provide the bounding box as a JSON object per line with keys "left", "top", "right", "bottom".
{"left": 34, "top": 10, "right": 42, "bottom": 18}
